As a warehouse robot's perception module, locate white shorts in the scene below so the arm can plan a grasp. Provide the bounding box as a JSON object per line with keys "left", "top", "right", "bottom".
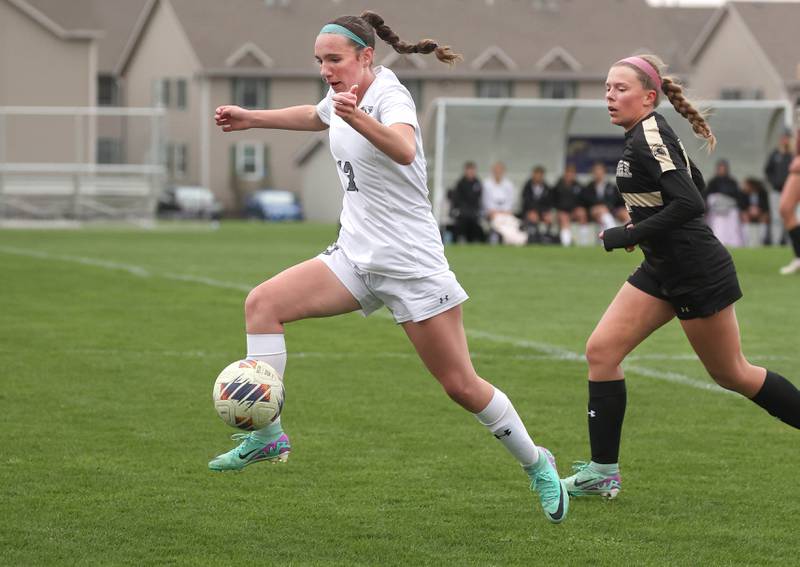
{"left": 316, "top": 244, "right": 468, "bottom": 324}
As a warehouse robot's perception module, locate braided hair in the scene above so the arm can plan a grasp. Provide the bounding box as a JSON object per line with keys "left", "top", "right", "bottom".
{"left": 618, "top": 54, "right": 716, "bottom": 151}
{"left": 328, "top": 12, "right": 461, "bottom": 65}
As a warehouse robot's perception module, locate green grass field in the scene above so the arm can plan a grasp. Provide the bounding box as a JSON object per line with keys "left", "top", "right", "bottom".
{"left": 1, "top": 222, "right": 798, "bottom": 566}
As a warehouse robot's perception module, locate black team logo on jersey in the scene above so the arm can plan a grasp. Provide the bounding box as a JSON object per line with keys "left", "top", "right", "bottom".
{"left": 650, "top": 143, "right": 668, "bottom": 158}
{"left": 494, "top": 428, "right": 512, "bottom": 439}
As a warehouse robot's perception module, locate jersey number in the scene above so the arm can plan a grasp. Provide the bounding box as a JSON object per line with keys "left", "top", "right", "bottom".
{"left": 337, "top": 160, "right": 359, "bottom": 192}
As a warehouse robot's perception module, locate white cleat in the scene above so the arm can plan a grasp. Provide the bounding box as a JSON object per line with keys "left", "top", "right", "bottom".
{"left": 779, "top": 258, "right": 800, "bottom": 275}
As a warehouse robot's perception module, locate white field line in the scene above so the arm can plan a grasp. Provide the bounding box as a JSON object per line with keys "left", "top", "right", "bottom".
{"left": 3, "top": 245, "right": 787, "bottom": 396}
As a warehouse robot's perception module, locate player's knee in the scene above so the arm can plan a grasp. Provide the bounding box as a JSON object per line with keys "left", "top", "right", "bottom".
{"left": 708, "top": 361, "right": 753, "bottom": 393}
{"left": 244, "top": 285, "right": 278, "bottom": 324}
{"left": 708, "top": 370, "right": 741, "bottom": 392}
{"left": 440, "top": 373, "right": 478, "bottom": 405}
{"left": 779, "top": 200, "right": 796, "bottom": 223}
{"left": 585, "top": 336, "right": 620, "bottom": 371}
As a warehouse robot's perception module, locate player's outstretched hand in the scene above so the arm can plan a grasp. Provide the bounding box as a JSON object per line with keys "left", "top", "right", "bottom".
{"left": 599, "top": 223, "right": 636, "bottom": 253}
{"left": 332, "top": 85, "right": 359, "bottom": 122}
{"left": 215, "top": 105, "right": 251, "bottom": 132}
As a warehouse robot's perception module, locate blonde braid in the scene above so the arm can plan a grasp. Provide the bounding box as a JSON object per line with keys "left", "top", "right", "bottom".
{"left": 661, "top": 76, "right": 717, "bottom": 151}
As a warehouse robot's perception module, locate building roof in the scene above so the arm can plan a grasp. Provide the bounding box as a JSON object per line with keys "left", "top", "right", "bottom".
{"left": 20, "top": 0, "right": 150, "bottom": 73}
{"left": 122, "top": 0, "right": 715, "bottom": 79}
{"left": 732, "top": 1, "right": 800, "bottom": 84}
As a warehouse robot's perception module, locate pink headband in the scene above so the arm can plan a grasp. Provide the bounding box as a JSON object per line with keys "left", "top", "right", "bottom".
{"left": 616, "top": 56, "right": 662, "bottom": 91}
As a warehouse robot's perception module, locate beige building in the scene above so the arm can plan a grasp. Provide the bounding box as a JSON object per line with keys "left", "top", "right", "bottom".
{"left": 115, "top": 0, "right": 714, "bottom": 214}
{"left": 4, "top": 0, "right": 798, "bottom": 220}
{"left": 688, "top": 1, "right": 800, "bottom": 105}
{"left": 0, "top": 0, "right": 150, "bottom": 164}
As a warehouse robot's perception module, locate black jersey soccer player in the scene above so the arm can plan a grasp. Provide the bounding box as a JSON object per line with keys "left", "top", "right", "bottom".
{"left": 562, "top": 55, "right": 800, "bottom": 498}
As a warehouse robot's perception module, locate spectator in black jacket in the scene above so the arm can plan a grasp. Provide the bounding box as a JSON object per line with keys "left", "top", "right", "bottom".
{"left": 448, "top": 161, "right": 485, "bottom": 243}
{"left": 581, "top": 162, "right": 629, "bottom": 231}
{"left": 520, "top": 165, "right": 555, "bottom": 243}
{"left": 705, "top": 159, "right": 746, "bottom": 247}
{"left": 764, "top": 131, "right": 793, "bottom": 194}
{"left": 741, "top": 177, "right": 771, "bottom": 245}
{"left": 554, "top": 163, "right": 588, "bottom": 246}
{"left": 705, "top": 159, "right": 744, "bottom": 206}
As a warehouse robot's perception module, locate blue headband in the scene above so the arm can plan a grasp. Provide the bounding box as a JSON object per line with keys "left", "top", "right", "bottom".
{"left": 319, "top": 23, "right": 368, "bottom": 48}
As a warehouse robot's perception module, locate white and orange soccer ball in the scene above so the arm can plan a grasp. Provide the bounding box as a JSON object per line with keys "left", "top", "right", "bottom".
{"left": 212, "top": 359, "right": 284, "bottom": 430}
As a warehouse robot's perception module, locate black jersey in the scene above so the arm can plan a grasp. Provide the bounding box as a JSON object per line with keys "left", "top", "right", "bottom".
{"left": 615, "top": 112, "right": 735, "bottom": 294}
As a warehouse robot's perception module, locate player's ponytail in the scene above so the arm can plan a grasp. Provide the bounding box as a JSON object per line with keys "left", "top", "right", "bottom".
{"left": 359, "top": 11, "right": 461, "bottom": 65}
{"left": 619, "top": 54, "right": 716, "bottom": 151}
{"left": 325, "top": 13, "right": 460, "bottom": 66}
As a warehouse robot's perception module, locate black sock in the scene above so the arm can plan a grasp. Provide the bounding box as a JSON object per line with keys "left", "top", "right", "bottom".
{"left": 751, "top": 370, "right": 800, "bottom": 429}
{"left": 588, "top": 380, "right": 627, "bottom": 464}
{"left": 789, "top": 226, "right": 800, "bottom": 258}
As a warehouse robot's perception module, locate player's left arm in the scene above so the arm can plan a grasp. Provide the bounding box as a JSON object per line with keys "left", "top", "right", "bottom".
{"left": 332, "top": 85, "right": 416, "bottom": 165}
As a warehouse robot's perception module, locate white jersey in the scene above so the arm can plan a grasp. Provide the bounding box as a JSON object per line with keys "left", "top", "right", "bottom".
{"left": 316, "top": 66, "right": 448, "bottom": 278}
{"left": 482, "top": 176, "right": 516, "bottom": 214}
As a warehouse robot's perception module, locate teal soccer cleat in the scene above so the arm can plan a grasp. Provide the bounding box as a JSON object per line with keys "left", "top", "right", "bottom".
{"left": 525, "top": 447, "right": 569, "bottom": 524}
{"left": 562, "top": 461, "right": 621, "bottom": 498}
{"left": 208, "top": 431, "right": 291, "bottom": 471}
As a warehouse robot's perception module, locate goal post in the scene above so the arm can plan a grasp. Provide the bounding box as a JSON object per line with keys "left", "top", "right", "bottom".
{"left": 0, "top": 106, "right": 167, "bottom": 221}
{"left": 427, "top": 98, "right": 794, "bottom": 225}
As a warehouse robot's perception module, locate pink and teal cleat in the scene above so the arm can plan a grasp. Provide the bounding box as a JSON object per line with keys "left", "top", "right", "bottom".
{"left": 525, "top": 447, "right": 569, "bottom": 524}
{"left": 208, "top": 432, "right": 291, "bottom": 471}
{"left": 562, "top": 461, "right": 621, "bottom": 498}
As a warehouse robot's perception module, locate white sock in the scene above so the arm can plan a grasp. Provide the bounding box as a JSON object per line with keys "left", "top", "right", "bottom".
{"left": 559, "top": 228, "right": 572, "bottom": 246}
{"left": 246, "top": 333, "right": 286, "bottom": 377}
{"left": 474, "top": 388, "right": 539, "bottom": 467}
{"left": 578, "top": 224, "right": 592, "bottom": 246}
{"left": 247, "top": 333, "right": 287, "bottom": 440}
{"left": 600, "top": 212, "right": 616, "bottom": 232}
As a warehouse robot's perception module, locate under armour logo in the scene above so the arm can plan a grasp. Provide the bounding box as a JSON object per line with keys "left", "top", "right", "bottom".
{"left": 439, "top": 295, "right": 449, "bottom": 304}
{"left": 360, "top": 105, "right": 374, "bottom": 115}
{"left": 588, "top": 410, "right": 596, "bottom": 418}
{"left": 680, "top": 306, "right": 691, "bottom": 313}
{"left": 494, "top": 428, "right": 512, "bottom": 439}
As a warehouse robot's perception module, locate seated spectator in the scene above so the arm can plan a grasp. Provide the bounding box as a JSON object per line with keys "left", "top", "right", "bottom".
{"left": 553, "top": 163, "right": 588, "bottom": 246}
{"left": 741, "top": 177, "right": 771, "bottom": 245}
{"left": 483, "top": 161, "right": 527, "bottom": 245}
{"left": 705, "top": 159, "right": 745, "bottom": 247}
{"left": 520, "top": 165, "right": 556, "bottom": 243}
{"left": 581, "top": 161, "right": 629, "bottom": 231}
{"left": 448, "top": 161, "right": 485, "bottom": 243}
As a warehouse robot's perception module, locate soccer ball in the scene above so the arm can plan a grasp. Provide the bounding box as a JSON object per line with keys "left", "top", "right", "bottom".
{"left": 212, "top": 359, "right": 284, "bottom": 430}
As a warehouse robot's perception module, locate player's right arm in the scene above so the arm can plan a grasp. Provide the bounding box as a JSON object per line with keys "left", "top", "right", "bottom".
{"left": 214, "top": 105, "right": 327, "bottom": 132}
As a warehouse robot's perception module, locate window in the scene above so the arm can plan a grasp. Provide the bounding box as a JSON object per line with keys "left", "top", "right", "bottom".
{"left": 401, "top": 79, "right": 423, "bottom": 109}
{"left": 98, "top": 76, "right": 119, "bottom": 106}
{"left": 476, "top": 80, "right": 513, "bottom": 98}
{"left": 236, "top": 142, "right": 265, "bottom": 179}
{"left": 174, "top": 144, "right": 187, "bottom": 177}
{"left": 176, "top": 79, "right": 188, "bottom": 109}
{"left": 97, "top": 138, "right": 123, "bottom": 164}
{"left": 233, "top": 78, "right": 269, "bottom": 109}
{"left": 540, "top": 80, "right": 577, "bottom": 99}
{"left": 153, "top": 78, "right": 171, "bottom": 107}
{"left": 163, "top": 142, "right": 188, "bottom": 177}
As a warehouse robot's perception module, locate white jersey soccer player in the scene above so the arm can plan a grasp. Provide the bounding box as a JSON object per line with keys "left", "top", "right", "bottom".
{"left": 317, "top": 66, "right": 447, "bottom": 279}
{"left": 210, "top": 10, "right": 569, "bottom": 524}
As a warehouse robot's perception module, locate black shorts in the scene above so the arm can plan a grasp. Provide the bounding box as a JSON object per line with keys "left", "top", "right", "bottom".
{"left": 627, "top": 264, "right": 742, "bottom": 320}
